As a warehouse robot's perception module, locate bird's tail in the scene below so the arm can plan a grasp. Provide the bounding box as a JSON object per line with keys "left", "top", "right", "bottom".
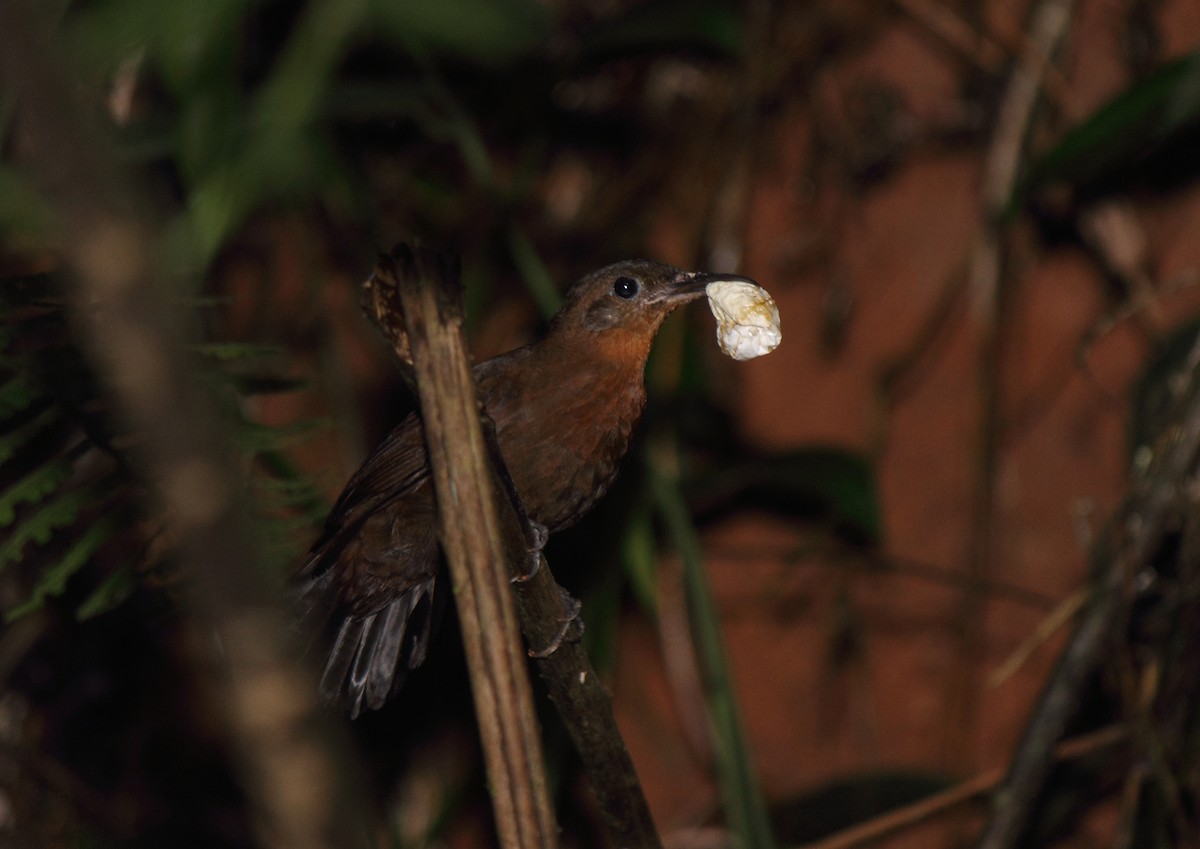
{"left": 294, "top": 559, "right": 442, "bottom": 719}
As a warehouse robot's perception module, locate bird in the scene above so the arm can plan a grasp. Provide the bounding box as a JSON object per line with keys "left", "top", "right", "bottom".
{"left": 296, "top": 258, "right": 758, "bottom": 717}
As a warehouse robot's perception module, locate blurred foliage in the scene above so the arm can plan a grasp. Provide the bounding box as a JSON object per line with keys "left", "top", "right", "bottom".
{"left": 687, "top": 445, "right": 882, "bottom": 544}
{"left": 1015, "top": 48, "right": 1200, "bottom": 212}
{"left": 1009, "top": 54, "right": 1200, "bottom": 848}
{"left": 8, "top": 1, "right": 1200, "bottom": 849}
{"left": 1011, "top": 325, "right": 1200, "bottom": 849}
{"left": 0, "top": 271, "right": 326, "bottom": 624}
{"left": 0, "top": 0, "right": 765, "bottom": 616}
{"left": 0, "top": 1, "right": 802, "bottom": 847}
{"left": 1129, "top": 320, "right": 1200, "bottom": 458}
{"left": 0, "top": 273, "right": 140, "bottom": 622}
{"left": 652, "top": 438, "right": 778, "bottom": 849}
{"left": 0, "top": 0, "right": 750, "bottom": 286}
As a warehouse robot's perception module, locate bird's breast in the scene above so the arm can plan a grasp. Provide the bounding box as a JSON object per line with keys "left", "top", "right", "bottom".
{"left": 485, "top": 360, "right": 646, "bottom": 533}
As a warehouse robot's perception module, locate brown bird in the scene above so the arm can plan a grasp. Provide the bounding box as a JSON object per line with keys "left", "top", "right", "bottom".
{"left": 298, "top": 259, "right": 756, "bottom": 717}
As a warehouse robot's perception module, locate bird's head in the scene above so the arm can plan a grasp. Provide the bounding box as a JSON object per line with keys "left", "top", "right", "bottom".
{"left": 549, "top": 259, "right": 758, "bottom": 363}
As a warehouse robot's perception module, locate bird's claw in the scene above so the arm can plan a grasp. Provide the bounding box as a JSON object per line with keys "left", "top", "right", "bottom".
{"left": 511, "top": 521, "right": 550, "bottom": 584}
{"left": 528, "top": 521, "right": 549, "bottom": 553}
{"left": 527, "top": 588, "right": 583, "bottom": 658}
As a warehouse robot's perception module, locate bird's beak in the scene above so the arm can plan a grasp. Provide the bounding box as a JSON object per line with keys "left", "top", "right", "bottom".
{"left": 657, "top": 270, "right": 760, "bottom": 305}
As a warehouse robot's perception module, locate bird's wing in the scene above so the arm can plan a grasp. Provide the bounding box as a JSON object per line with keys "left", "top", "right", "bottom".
{"left": 309, "top": 342, "right": 529, "bottom": 551}
{"left": 294, "top": 413, "right": 442, "bottom": 716}
{"left": 327, "top": 415, "right": 430, "bottom": 531}
{"left": 298, "top": 414, "right": 431, "bottom": 578}
{"left": 297, "top": 352, "right": 530, "bottom": 717}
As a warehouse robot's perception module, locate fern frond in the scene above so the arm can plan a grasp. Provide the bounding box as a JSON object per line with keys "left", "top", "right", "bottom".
{"left": 0, "top": 374, "right": 38, "bottom": 419}
{"left": 0, "top": 403, "right": 61, "bottom": 466}
{"left": 0, "top": 444, "right": 89, "bottom": 527}
{"left": 5, "top": 512, "right": 122, "bottom": 621}
{"left": 195, "top": 342, "right": 286, "bottom": 361}
{"left": 233, "top": 417, "right": 326, "bottom": 452}
{"left": 75, "top": 560, "right": 137, "bottom": 620}
{"left": 0, "top": 481, "right": 106, "bottom": 571}
{"left": 0, "top": 269, "right": 328, "bottom": 623}
{"left": 224, "top": 373, "right": 309, "bottom": 396}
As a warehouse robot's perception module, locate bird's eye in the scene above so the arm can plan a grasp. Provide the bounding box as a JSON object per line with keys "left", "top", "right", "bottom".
{"left": 613, "top": 276, "right": 639, "bottom": 299}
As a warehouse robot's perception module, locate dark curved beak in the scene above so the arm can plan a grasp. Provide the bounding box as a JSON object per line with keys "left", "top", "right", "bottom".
{"left": 657, "top": 270, "right": 760, "bottom": 304}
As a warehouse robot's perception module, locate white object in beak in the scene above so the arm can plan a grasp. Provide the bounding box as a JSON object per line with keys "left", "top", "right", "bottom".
{"left": 705, "top": 280, "right": 782, "bottom": 361}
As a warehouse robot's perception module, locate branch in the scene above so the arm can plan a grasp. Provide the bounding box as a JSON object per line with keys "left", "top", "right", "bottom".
{"left": 968, "top": 0, "right": 1075, "bottom": 317}
{"left": 951, "top": 0, "right": 1076, "bottom": 785}
{"left": 366, "top": 247, "right": 664, "bottom": 849}
{"left": 381, "top": 246, "right": 558, "bottom": 849}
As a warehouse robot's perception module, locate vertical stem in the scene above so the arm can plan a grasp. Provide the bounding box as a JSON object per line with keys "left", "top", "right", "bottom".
{"left": 650, "top": 442, "right": 776, "bottom": 849}
{"left": 956, "top": 0, "right": 1076, "bottom": 773}
{"left": 389, "top": 247, "right": 558, "bottom": 849}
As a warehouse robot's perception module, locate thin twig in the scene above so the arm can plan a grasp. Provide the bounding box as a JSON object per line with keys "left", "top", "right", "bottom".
{"left": 1079, "top": 201, "right": 1165, "bottom": 335}
{"left": 988, "top": 589, "right": 1088, "bottom": 687}
{"left": 657, "top": 552, "right": 716, "bottom": 765}
{"left": 889, "top": 0, "right": 1008, "bottom": 72}
{"left": 1076, "top": 269, "right": 1200, "bottom": 396}
{"left": 800, "top": 724, "right": 1126, "bottom": 849}
{"left": 976, "top": 329, "right": 1200, "bottom": 849}
{"left": 952, "top": 0, "right": 1076, "bottom": 780}
{"left": 968, "top": 0, "right": 1075, "bottom": 317}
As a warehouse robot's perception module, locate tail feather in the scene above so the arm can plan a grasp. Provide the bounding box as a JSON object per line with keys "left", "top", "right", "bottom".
{"left": 299, "top": 567, "right": 441, "bottom": 718}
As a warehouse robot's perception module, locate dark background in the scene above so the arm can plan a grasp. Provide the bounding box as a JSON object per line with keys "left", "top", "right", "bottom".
{"left": 3, "top": 1, "right": 1200, "bottom": 847}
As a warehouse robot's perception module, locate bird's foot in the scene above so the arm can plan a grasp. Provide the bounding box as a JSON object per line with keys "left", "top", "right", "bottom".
{"left": 511, "top": 521, "right": 550, "bottom": 584}
{"left": 527, "top": 587, "right": 584, "bottom": 658}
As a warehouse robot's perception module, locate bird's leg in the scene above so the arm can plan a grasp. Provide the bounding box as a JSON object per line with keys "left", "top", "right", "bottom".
{"left": 527, "top": 585, "right": 584, "bottom": 658}
{"left": 511, "top": 520, "right": 549, "bottom": 584}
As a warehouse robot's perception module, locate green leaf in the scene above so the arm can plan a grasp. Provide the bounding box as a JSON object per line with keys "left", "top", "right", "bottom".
{"left": 5, "top": 514, "right": 121, "bottom": 621}
{"left": 650, "top": 446, "right": 777, "bottom": 849}
{"left": 1014, "top": 50, "right": 1200, "bottom": 209}
{"left": 507, "top": 227, "right": 561, "bottom": 318}
{"left": 194, "top": 342, "right": 287, "bottom": 362}
{"left": 0, "top": 482, "right": 103, "bottom": 572}
{"left": 0, "top": 451, "right": 81, "bottom": 527}
{"left": 370, "top": 0, "right": 551, "bottom": 66}
{"left": 254, "top": 449, "right": 329, "bottom": 521}
{"left": 0, "top": 164, "right": 56, "bottom": 240}
{"left": 76, "top": 561, "right": 138, "bottom": 620}
{"left": 0, "top": 375, "right": 39, "bottom": 420}
{"left": 254, "top": 474, "right": 325, "bottom": 506}
{"left": 576, "top": 0, "right": 742, "bottom": 63}
{"left": 686, "top": 447, "right": 883, "bottom": 545}
{"left": 579, "top": 549, "right": 624, "bottom": 673}
{"left": 0, "top": 404, "right": 61, "bottom": 467}
{"left": 620, "top": 508, "right": 659, "bottom": 616}
{"left": 65, "top": 0, "right": 245, "bottom": 95}
{"left": 232, "top": 417, "right": 327, "bottom": 453}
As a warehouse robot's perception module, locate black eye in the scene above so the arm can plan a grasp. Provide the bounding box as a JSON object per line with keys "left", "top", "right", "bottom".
{"left": 613, "top": 276, "right": 639, "bottom": 299}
